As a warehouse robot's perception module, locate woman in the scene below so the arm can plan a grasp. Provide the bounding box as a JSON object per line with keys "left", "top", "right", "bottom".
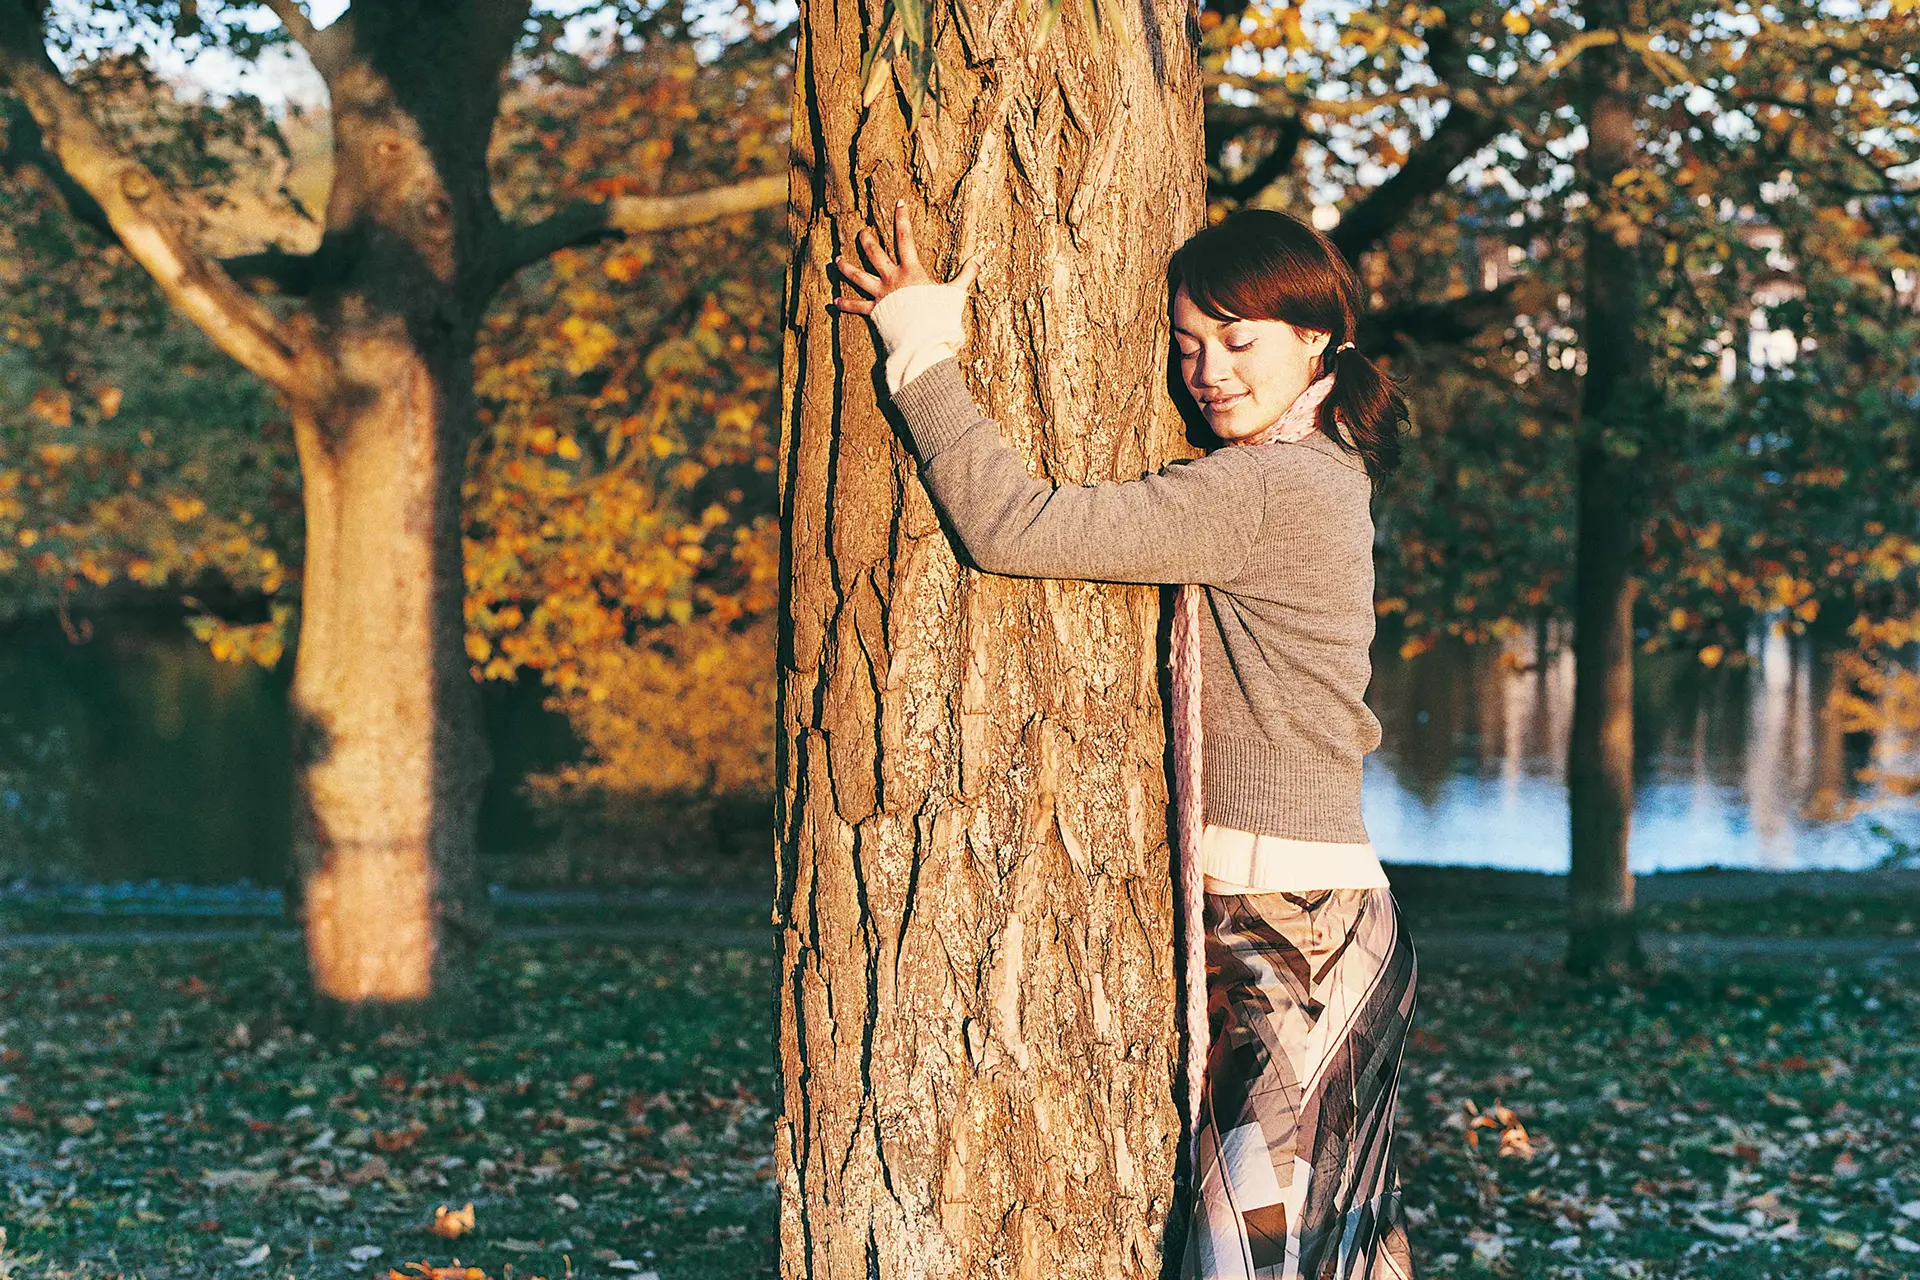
{"left": 832, "top": 203, "right": 1419, "bottom": 1280}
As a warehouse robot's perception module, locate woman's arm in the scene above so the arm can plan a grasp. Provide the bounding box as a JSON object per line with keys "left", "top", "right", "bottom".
{"left": 832, "top": 205, "right": 1259, "bottom": 586}
{"left": 894, "top": 359, "right": 1263, "bottom": 585}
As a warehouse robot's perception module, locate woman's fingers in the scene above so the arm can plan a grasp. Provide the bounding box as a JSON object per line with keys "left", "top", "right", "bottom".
{"left": 953, "top": 251, "right": 983, "bottom": 293}
{"left": 837, "top": 207, "right": 977, "bottom": 307}
{"left": 893, "top": 201, "right": 923, "bottom": 274}
{"left": 834, "top": 255, "right": 885, "bottom": 297}
{"left": 855, "top": 225, "right": 898, "bottom": 277}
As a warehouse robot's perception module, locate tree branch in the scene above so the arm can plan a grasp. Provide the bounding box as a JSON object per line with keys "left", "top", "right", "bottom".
{"left": 257, "top": 0, "right": 352, "bottom": 75}
{"left": 494, "top": 173, "right": 786, "bottom": 285}
{"left": 0, "top": 12, "right": 312, "bottom": 393}
{"left": 1210, "top": 114, "right": 1307, "bottom": 205}
{"left": 1359, "top": 284, "right": 1516, "bottom": 356}
{"left": 258, "top": 0, "right": 318, "bottom": 47}
{"left": 1331, "top": 106, "right": 1507, "bottom": 259}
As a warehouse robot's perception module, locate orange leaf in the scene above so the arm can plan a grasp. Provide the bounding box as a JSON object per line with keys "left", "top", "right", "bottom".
{"left": 428, "top": 1201, "right": 477, "bottom": 1240}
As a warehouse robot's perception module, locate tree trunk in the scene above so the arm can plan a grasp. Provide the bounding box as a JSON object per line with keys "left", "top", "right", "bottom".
{"left": 282, "top": 13, "right": 516, "bottom": 1026}
{"left": 289, "top": 328, "right": 487, "bottom": 1023}
{"left": 1567, "top": 0, "right": 1646, "bottom": 977}
{"left": 776, "top": 3, "right": 1206, "bottom": 1276}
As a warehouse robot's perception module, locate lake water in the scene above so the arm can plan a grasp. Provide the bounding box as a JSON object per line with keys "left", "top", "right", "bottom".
{"left": 1367, "top": 624, "right": 1916, "bottom": 872}
{"left": 1, "top": 613, "right": 1914, "bottom": 884}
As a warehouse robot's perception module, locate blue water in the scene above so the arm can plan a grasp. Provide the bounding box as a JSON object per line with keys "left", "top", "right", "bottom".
{"left": 1364, "top": 625, "right": 1917, "bottom": 873}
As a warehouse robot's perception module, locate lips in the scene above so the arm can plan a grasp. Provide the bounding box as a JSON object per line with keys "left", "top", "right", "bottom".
{"left": 1200, "top": 392, "right": 1246, "bottom": 413}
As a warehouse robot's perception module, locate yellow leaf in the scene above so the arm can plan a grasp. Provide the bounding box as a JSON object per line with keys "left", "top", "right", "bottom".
{"left": 1501, "top": 10, "right": 1528, "bottom": 33}
{"left": 1699, "top": 644, "right": 1724, "bottom": 668}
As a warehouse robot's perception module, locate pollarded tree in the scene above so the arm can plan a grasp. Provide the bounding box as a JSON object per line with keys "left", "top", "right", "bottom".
{"left": 0, "top": 0, "right": 786, "bottom": 1023}
{"left": 776, "top": 0, "right": 1208, "bottom": 1274}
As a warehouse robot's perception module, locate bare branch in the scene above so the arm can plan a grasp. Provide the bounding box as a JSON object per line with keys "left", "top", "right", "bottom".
{"left": 258, "top": 0, "right": 319, "bottom": 48}
{"left": 494, "top": 173, "right": 786, "bottom": 285}
{"left": 257, "top": 0, "right": 353, "bottom": 75}
{"left": 1210, "top": 113, "right": 1308, "bottom": 206}
{"left": 0, "top": 14, "right": 313, "bottom": 394}
{"left": 609, "top": 174, "right": 788, "bottom": 233}
{"left": 1359, "top": 284, "right": 1516, "bottom": 356}
{"left": 1331, "top": 106, "right": 1506, "bottom": 259}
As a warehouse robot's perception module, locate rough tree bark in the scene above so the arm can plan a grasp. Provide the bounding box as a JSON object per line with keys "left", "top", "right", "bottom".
{"left": 1566, "top": 0, "right": 1646, "bottom": 976}
{"left": 776, "top": 1, "right": 1206, "bottom": 1276}
{"left": 0, "top": 0, "right": 785, "bottom": 1023}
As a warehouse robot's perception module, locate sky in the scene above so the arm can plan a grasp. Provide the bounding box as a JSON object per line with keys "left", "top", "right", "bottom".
{"left": 56, "top": 0, "right": 730, "bottom": 110}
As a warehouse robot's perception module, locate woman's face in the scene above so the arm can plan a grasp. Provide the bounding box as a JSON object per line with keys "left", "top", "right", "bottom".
{"left": 1172, "top": 286, "right": 1331, "bottom": 442}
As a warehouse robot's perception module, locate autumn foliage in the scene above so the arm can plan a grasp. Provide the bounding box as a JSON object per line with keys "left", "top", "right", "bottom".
{"left": 3, "top": 31, "right": 788, "bottom": 814}
{"left": 466, "top": 35, "right": 787, "bottom": 809}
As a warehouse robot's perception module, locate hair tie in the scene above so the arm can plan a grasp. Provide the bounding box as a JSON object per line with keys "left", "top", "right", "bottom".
{"left": 1334, "top": 341, "right": 1355, "bottom": 354}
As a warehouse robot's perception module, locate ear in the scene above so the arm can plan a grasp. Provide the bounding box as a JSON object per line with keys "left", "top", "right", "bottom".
{"left": 1292, "top": 324, "right": 1331, "bottom": 354}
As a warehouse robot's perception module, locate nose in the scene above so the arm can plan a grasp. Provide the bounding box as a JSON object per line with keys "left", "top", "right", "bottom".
{"left": 1188, "top": 343, "right": 1229, "bottom": 388}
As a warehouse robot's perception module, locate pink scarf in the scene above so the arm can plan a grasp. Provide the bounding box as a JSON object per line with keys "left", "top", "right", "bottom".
{"left": 1172, "top": 372, "right": 1337, "bottom": 1160}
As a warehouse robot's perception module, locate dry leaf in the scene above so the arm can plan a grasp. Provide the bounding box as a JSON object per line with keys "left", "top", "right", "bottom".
{"left": 429, "top": 1202, "right": 477, "bottom": 1240}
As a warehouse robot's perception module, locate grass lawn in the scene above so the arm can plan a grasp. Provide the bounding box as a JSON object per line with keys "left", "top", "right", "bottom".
{"left": 0, "top": 939, "right": 777, "bottom": 1279}
{"left": 0, "top": 901, "right": 1914, "bottom": 1279}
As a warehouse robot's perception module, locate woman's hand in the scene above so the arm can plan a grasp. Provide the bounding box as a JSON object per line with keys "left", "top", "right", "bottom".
{"left": 830, "top": 200, "right": 981, "bottom": 316}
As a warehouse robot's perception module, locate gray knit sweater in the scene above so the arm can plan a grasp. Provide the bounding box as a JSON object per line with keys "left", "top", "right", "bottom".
{"left": 893, "top": 359, "right": 1381, "bottom": 842}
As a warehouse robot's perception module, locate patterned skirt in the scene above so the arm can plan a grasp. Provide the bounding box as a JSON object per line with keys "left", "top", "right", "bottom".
{"left": 1180, "top": 887, "right": 1419, "bottom": 1279}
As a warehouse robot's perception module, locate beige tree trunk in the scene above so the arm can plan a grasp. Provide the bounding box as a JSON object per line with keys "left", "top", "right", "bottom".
{"left": 288, "top": 330, "right": 487, "bottom": 1020}
{"left": 776, "top": 2, "right": 1206, "bottom": 1276}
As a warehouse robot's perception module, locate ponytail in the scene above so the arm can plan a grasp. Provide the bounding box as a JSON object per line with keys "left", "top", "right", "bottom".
{"left": 1322, "top": 342, "right": 1407, "bottom": 481}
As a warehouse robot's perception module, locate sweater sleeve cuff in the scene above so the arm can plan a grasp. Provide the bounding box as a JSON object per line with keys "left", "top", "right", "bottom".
{"left": 890, "top": 358, "right": 983, "bottom": 460}
{"left": 871, "top": 283, "right": 968, "bottom": 396}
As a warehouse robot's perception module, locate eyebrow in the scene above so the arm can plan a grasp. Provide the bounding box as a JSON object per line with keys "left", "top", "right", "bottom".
{"left": 1172, "top": 320, "right": 1250, "bottom": 339}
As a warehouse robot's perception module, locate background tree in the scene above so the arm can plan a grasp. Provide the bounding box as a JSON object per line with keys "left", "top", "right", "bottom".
{"left": 775, "top": 0, "right": 1208, "bottom": 1275}
{"left": 0, "top": 0, "right": 785, "bottom": 1023}
{"left": 1197, "top": 0, "right": 1920, "bottom": 969}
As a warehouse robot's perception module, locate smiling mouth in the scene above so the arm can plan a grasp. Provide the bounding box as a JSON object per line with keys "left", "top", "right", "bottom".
{"left": 1200, "top": 393, "right": 1246, "bottom": 412}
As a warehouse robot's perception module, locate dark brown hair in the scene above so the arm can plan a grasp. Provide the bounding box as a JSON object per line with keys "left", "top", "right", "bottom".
{"left": 1169, "top": 209, "right": 1405, "bottom": 479}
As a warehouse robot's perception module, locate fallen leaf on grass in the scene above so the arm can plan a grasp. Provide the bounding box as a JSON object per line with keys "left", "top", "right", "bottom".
{"left": 1460, "top": 1099, "right": 1535, "bottom": 1159}
{"left": 389, "top": 1266, "right": 485, "bottom": 1280}
{"left": 235, "top": 1242, "right": 271, "bottom": 1267}
{"left": 349, "top": 1246, "right": 385, "bottom": 1261}
{"left": 429, "top": 1202, "right": 476, "bottom": 1240}
{"left": 202, "top": 1168, "right": 276, "bottom": 1192}
{"left": 341, "top": 1156, "right": 393, "bottom": 1186}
